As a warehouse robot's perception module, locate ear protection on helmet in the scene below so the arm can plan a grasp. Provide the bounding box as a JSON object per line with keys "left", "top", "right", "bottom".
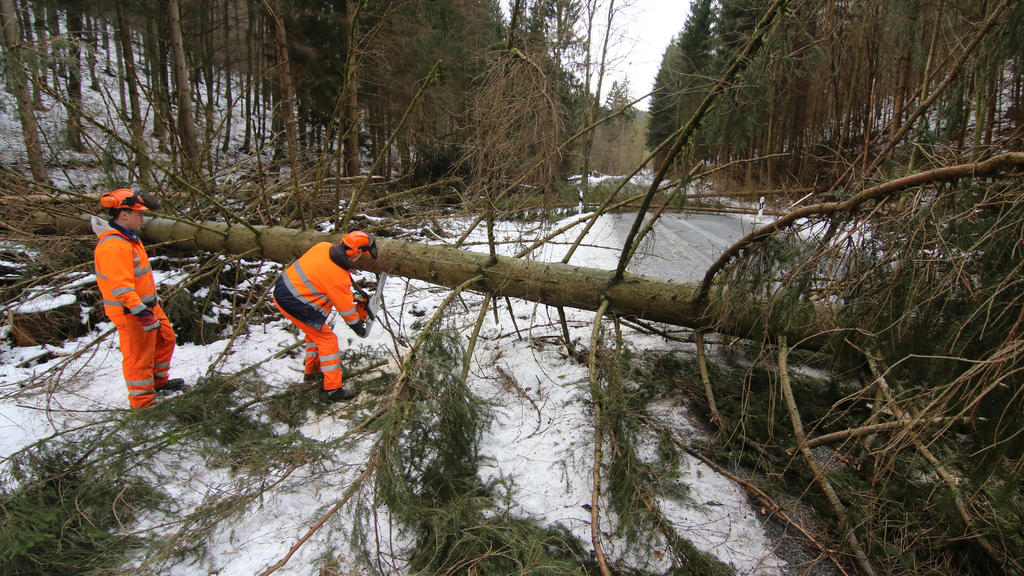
{"left": 341, "top": 231, "right": 378, "bottom": 259}
{"left": 100, "top": 188, "right": 160, "bottom": 211}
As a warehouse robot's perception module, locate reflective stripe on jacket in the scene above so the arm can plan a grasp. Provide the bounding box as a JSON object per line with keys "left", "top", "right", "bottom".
{"left": 92, "top": 216, "right": 157, "bottom": 318}
{"left": 273, "top": 242, "right": 359, "bottom": 330}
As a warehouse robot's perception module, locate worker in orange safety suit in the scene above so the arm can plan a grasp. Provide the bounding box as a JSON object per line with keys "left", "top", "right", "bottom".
{"left": 273, "top": 231, "right": 378, "bottom": 403}
{"left": 92, "top": 188, "right": 184, "bottom": 409}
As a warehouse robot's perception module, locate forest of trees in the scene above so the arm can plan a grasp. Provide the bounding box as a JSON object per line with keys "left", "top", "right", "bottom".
{"left": 1, "top": 1, "right": 1020, "bottom": 200}
{"left": 2, "top": 0, "right": 1024, "bottom": 575}
{"left": 0, "top": 0, "right": 650, "bottom": 214}
{"left": 648, "top": 0, "right": 1024, "bottom": 190}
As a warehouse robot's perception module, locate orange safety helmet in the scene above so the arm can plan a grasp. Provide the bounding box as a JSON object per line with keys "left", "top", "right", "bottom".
{"left": 341, "top": 231, "right": 378, "bottom": 259}
{"left": 100, "top": 188, "right": 159, "bottom": 211}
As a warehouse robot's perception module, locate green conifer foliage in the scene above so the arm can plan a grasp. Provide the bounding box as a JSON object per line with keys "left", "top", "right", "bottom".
{"left": 361, "top": 328, "right": 598, "bottom": 573}
{"left": 710, "top": 173, "right": 1024, "bottom": 574}
{"left": 0, "top": 436, "right": 162, "bottom": 575}
{"left": 646, "top": 0, "right": 715, "bottom": 173}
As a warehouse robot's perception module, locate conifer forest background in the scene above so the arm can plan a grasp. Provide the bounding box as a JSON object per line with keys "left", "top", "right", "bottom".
{"left": 1, "top": 0, "right": 1023, "bottom": 575}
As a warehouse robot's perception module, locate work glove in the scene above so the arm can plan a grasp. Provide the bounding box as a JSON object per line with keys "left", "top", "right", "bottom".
{"left": 350, "top": 320, "right": 367, "bottom": 338}
{"left": 137, "top": 310, "right": 161, "bottom": 332}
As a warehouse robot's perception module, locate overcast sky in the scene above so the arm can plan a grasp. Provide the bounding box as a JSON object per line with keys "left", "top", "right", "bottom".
{"left": 499, "top": 1, "right": 693, "bottom": 110}
{"left": 603, "top": 0, "right": 692, "bottom": 109}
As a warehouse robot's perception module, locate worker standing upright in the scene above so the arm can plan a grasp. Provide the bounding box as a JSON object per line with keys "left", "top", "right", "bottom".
{"left": 273, "top": 231, "right": 378, "bottom": 402}
{"left": 92, "top": 188, "right": 184, "bottom": 409}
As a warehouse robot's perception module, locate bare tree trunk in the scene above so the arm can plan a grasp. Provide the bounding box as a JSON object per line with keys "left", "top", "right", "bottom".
{"left": 268, "top": 0, "right": 303, "bottom": 223}
{"left": 65, "top": 4, "right": 84, "bottom": 150}
{"left": 0, "top": 0, "right": 49, "bottom": 186}
{"left": 256, "top": 6, "right": 268, "bottom": 150}
{"left": 242, "top": 0, "right": 254, "bottom": 153}
{"left": 46, "top": 5, "right": 61, "bottom": 99}
{"left": 581, "top": 0, "right": 616, "bottom": 191}
{"left": 201, "top": 1, "right": 216, "bottom": 167}
{"left": 221, "top": 0, "right": 233, "bottom": 154}
{"left": 268, "top": 0, "right": 298, "bottom": 168}
{"left": 86, "top": 15, "right": 100, "bottom": 91}
{"left": 1012, "top": 55, "right": 1024, "bottom": 151}
{"left": 144, "top": 15, "right": 169, "bottom": 152}
{"left": 30, "top": 3, "right": 45, "bottom": 109}
{"left": 167, "top": 0, "right": 200, "bottom": 172}
{"left": 115, "top": 0, "right": 149, "bottom": 187}
{"left": 113, "top": 8, "right": 127, "bottom": 113}
{"left": 342, "top": 0, "right": 359, "bottom": 177}
{"left": 588, "top": 299, "right": 612, "bottom": 576}
{"left": 972, "top": 69, "right": 987, "bottom": 158}
{"left": 984, "top": 72, "right": 997, "bottom": 148}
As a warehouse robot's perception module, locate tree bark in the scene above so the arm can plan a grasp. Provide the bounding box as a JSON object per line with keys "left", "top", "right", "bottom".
{"left": 27, "top": 212, "right": 832, "bottom": 349}
{"left": 66, "top": 4, "right": 85, "bottom": 151}
{"left": 166, "top": 0, "right": 200, "bottom": 171}
{"left": 144, "top": 14, "right": 169, "bottom": 152}
{"left": 115, "top": 0, "right": 150, "bottom": 187}
{"left": 221, "top": 0, "right": 233, "bottom": 154}
{"left": 242, "top": 0, "right": 254, "bottom": 153}
{"left": 0, "top": 0, "right": 49, "bottom": 186}
{"left": 267, "top": 0, "right": 302, "bottom": 221}
{"left": 268, "top": 0, "right": 298, "bottom": 166}
{"left": 30, "top": 3, "right": 45, "bottom": 109}
{"left": 581, "top": 0, "right": 615, "bottom": 191}
{"left": 342, "top": 0, "right": 359, "bottom": 177}
{"left": 201, "top": 2, "right": 216, "bottom": 160}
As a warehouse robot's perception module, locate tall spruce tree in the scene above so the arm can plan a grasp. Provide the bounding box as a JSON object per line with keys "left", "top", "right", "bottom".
{"left": 65, "top": 2, "right": 85, "bottom": 151}
{"left": 645, "top": 0, "right": 715, "bottom": 173}
{"left": 596, "top": 78, "right": 642, "bottom": 174}
{"left": 646, "top": 37, "right": 681, "bottom": 160}
{"left": 704, "top": 0, "right": 768, "bottom": 169}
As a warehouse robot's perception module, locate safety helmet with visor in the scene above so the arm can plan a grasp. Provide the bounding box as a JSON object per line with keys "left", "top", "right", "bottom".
{"left": 100, "top": 188, "right": 160, "bottom": 212}
{"left": 341, "top": 231, "right": 378, "bottom": 260}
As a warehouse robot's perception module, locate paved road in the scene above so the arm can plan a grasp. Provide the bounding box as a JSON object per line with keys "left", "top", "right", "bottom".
{"left": 603, "top": 212, "right": 760, "bottom": 283}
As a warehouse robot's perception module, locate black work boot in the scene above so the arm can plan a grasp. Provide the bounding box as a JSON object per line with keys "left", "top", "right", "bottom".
{"left": 157, "top": 378, "right": 186, "bottom": 393}
{"left": 304, "top": 371, "right": 324, "bottom": 384}
{"left": 325, "top": 387, "right": 356, "bottom": 403}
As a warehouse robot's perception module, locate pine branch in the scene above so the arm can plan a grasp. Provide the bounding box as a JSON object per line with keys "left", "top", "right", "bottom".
{"left": 697, "top": 152, "right": 1024, "bottom": 302}
{"left": 865, "top": 351, "right": 1020, "bottom": 575}
{"left": 670, "top": 437, "right": 855, "bottom": 576}
{"left": 778, "top": 335, "right": 877, "bottom": 576}
{"left": 695, "top": 330, "right": 723, "bottom": 429}
{"left": 257, "top": 464, "right": 376, "bottom": 576}
{"left": 588, "top": 298, "right": 612, "bottom": 576}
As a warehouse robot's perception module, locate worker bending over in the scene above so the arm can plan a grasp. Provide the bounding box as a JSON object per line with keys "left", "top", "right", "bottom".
{"left": 273, "top": 231, "right": 378, "bottom": 402}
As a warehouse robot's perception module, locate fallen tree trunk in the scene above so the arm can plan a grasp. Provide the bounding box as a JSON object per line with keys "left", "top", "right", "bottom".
{"left": 27, "top": 212, "right": 832, "bottom": 348}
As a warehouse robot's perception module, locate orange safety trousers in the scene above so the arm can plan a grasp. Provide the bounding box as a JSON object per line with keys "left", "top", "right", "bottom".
{"left": 111, "top": 305, "right": 176, "bottom": 409}
{"left": 275, "top": 299, "right": 344, "bottom": 391}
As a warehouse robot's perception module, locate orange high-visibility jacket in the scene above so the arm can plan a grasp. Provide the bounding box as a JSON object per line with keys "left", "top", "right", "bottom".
{"left": 92, "top": 216, "right": 158, "bottom": 317}
{"left": 273, "top": 242, "right": 360, "bottom": 330}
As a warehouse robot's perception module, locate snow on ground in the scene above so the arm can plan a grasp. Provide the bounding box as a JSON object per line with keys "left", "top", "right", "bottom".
{"left": 0, "top": 19, "right": 789, "bottom": 573}
{"left": 1, "top": 213, "right": 789, "bottom": 575}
